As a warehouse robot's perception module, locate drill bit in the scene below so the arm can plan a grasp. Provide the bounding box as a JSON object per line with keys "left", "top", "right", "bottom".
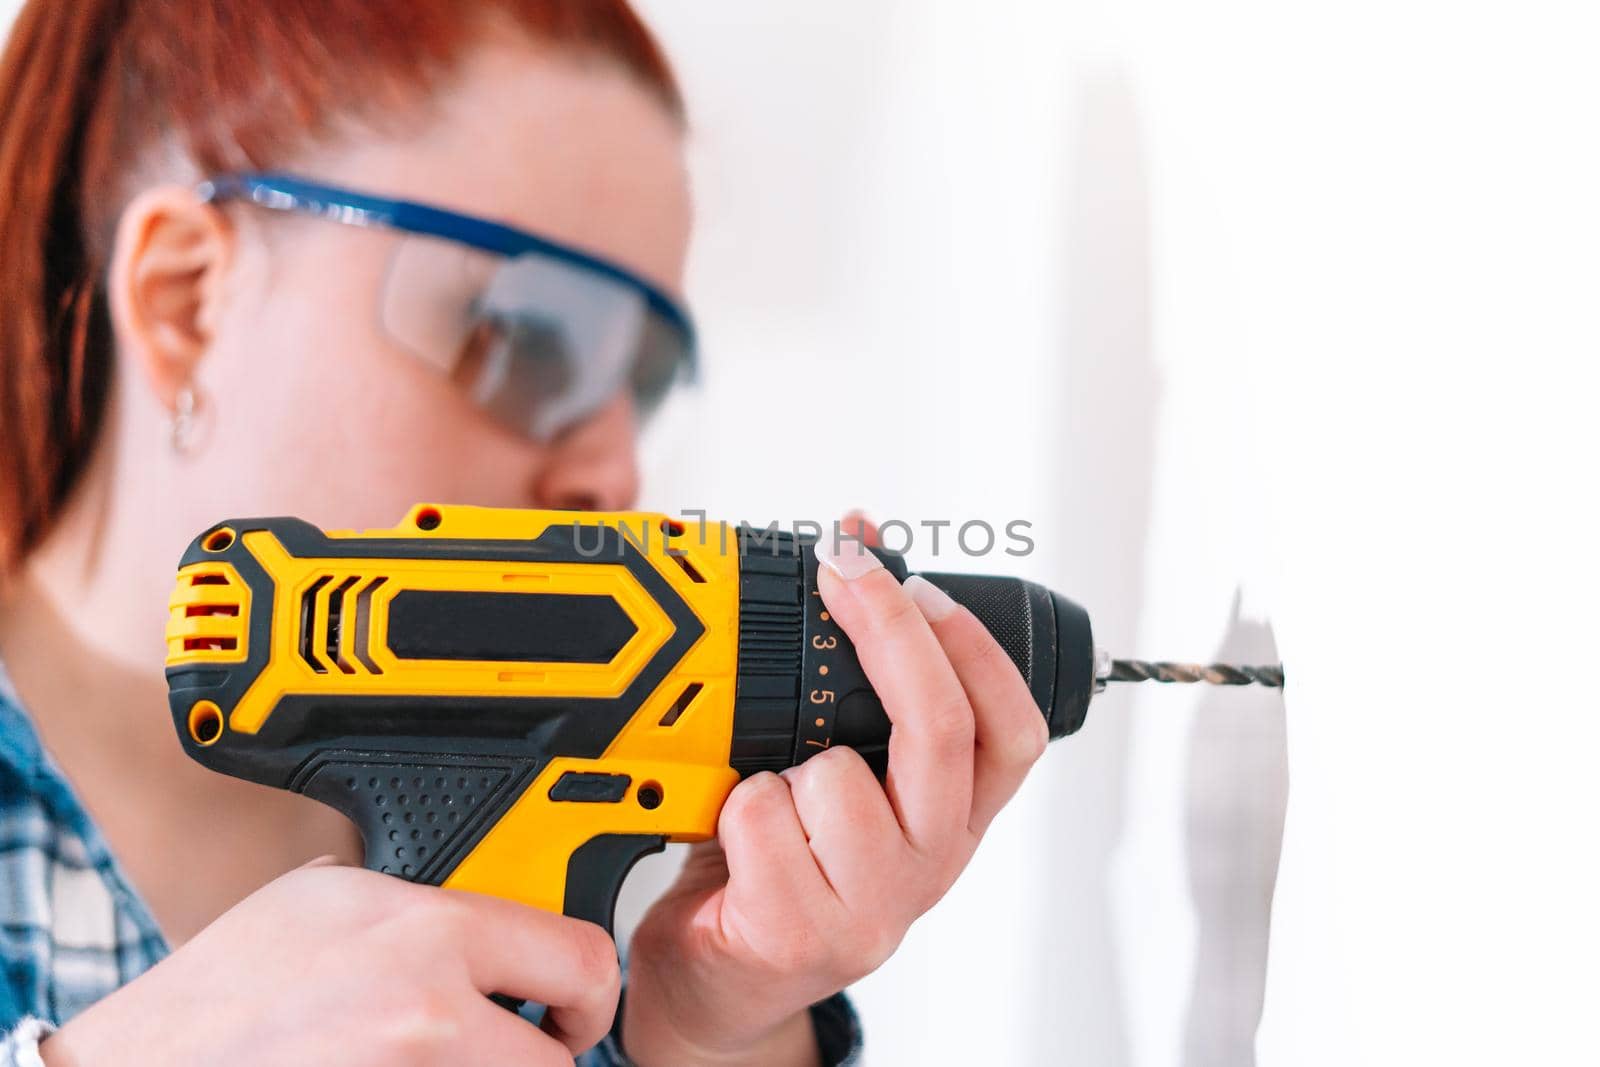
{"left": 1107, "top": 659, "right": 1284, "bottom": 688}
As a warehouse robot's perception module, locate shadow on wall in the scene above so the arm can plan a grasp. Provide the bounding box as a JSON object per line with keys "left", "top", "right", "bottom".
{"left": 1183, "top": 595, "right": 1288, "bottom": 1067}
{"left": 1033, "top": 68, "right": 1160, "bottom": 1067}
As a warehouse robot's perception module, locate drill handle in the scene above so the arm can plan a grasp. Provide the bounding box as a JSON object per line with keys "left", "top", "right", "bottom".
{"left": 294, "top": 754, "right": 733, "bottom": 937}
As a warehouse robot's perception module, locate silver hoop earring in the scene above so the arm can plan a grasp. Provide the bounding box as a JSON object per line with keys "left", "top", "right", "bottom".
{"left": 171, "top": 385, "right": 201, "bottom": 456}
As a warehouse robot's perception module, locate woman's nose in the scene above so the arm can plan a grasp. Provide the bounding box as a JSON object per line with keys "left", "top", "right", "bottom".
{"left": 529, "top": 394, "right": 641, "bottom": 512}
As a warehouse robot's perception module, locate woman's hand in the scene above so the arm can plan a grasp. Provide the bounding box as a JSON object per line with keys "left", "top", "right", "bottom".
{"left": 621, "top": 515, "right": 1050, "bottom": 1066}
{"left": 41, "top": 859, "right": 620, "bottom": 1067}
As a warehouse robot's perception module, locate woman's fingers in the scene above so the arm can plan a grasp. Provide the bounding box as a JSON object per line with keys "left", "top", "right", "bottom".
{"left": 839, "top": 510, "right": 881, "bottom": 548}
{"left": 812, "top": 537, "right": 974, "bottom": 860}
{"left": 780, "top": 746, "right": 904, "bottom": 909}
{"left": 903, "top": 575, "right": 1049, "bottom": 836}
{"left": 440, "top": 889, "right": 620, "bottom": 1056}
{"left": 718, "top": 771, "right": 839, "bottom": 928}
{"left": 458, "top": 994, "right": 587, "bottom": 1067}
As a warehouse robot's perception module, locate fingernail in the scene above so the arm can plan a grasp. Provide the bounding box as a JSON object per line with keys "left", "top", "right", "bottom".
{"left": 903, "top": 574, "right": 958, "bottom": 621}
{"left": 814, "top": 533, "right": 883, "bottom": 580}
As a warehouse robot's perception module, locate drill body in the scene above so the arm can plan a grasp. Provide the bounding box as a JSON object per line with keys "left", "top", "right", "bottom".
{"left": 165, "top": 505, "right": 1093, "bottom": 932}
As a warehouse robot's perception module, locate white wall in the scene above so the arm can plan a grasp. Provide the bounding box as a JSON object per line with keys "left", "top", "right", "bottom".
{"left": 637, "top": 1, "right": 1599, "bottom": 1064}
{"left": 633, "top": 3, "right": 1288, "bottom": 1064}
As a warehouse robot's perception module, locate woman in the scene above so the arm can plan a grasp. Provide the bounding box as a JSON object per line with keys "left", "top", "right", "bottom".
{"left": 0, "top": 1, "right": 1049, "bottom": 1064}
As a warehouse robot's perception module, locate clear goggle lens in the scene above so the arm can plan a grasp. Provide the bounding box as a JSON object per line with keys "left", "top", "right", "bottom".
{"left": 380, "top": 235, "right": 694, "bottom": 441}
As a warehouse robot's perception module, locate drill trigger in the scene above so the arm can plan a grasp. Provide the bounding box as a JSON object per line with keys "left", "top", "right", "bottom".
{"left": 562, "top": 833, "right": 667, "bottom": 938}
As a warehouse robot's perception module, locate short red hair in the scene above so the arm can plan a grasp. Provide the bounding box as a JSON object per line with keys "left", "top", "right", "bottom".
{"left": 0, "top": 0, "right": 682, "bottom": 571}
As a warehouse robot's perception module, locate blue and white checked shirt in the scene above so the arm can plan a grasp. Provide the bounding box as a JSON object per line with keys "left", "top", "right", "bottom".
{"left": 0, "top": 662, "right": 861, "bottom": 1064}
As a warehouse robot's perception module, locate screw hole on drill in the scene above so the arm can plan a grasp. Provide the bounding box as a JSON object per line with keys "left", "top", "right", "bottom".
{"left": 203, "top": 528, "right": 235, "bottom": 552}
{"left": 660, "top": 518, "right": 685, "bottom": 537}
{"left": 637, "top": 782, "right": 664, "bottom": 810}
{"left": 188, "top": 702, "right": 224, "bottom": 746}
{"left": 415, "top": 508, "right": 442, "bottom": 531}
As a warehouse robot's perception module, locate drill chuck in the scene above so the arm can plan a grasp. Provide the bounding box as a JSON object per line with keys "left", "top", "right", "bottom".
{"left": 728, "top": 528, "right": 1095, "bottom": 778}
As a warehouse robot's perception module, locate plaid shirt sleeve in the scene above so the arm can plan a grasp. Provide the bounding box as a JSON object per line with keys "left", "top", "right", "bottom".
{"left": 0, "top": 668, "right": 171, "bottom": 1062}
{"left": 0, "top": 676, "right": 171, "bottom": 1038}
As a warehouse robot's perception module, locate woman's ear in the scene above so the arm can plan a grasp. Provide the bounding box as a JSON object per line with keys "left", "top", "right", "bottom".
{"left": 106, "top": 185, "right": 234, "bottom": 412}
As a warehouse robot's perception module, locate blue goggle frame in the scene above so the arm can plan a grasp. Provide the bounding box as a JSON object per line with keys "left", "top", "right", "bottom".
{"left": 198, "top": 172, "right": 699, "bottom": 381}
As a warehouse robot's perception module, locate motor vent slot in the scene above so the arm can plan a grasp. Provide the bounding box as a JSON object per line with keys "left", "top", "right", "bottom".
{"left": 299, "top": 576, "right": 333, "bottom": 674}
{"left": 659, "top": 681, "right": 704, "bottom": 727}
{"left": 326, "top": 576, "right": 362, "bottom": 675}
{"left": 352, "top": 577, "right": 388, "bottom": 674}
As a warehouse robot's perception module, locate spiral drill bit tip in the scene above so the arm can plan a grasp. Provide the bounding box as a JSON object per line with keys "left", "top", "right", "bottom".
{"left": 1107, "top": 659, "right": 1285, "bottom": 688}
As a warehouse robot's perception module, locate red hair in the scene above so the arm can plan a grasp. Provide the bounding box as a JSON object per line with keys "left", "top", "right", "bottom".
{"left": 0, "top": 0, "right": 682, "bottom": 571}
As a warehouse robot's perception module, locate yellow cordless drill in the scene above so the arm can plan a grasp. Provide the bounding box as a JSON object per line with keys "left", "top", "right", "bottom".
{"left": 163, "top": 504, "right": 1101, "bottom": 934}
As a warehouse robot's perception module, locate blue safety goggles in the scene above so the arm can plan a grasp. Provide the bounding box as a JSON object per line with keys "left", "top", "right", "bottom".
{"left": 199, "top": 173, "right": 698, "bottom": 442}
